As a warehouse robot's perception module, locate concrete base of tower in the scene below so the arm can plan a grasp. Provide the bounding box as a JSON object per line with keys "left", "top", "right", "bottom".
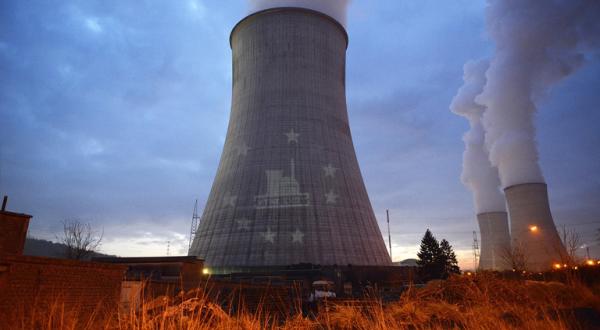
{"left": 504, "top": 182, "right": 567, "bottom": 272}
{"left": 477, "top": 212, "right": 511, "bottom": 271}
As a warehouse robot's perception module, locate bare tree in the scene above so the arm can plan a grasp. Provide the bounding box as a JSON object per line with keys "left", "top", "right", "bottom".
{"left": 58, "top": 219, "right": 103, "bottom": 260}
{"left": 501, "top": 240, "right": 528, "bottom": 272}
{"left": 560, "top": 225, "right": 582, "bottom": 265}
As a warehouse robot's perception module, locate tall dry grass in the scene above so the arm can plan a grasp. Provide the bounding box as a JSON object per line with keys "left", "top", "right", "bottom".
{"left": 4, "top": 273, "right": 599, "bottom": 330}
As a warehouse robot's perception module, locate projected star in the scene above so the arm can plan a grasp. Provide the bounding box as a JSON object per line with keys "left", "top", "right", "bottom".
{"left": 285, "top": 128, "right": 299, "bottom": 144}
{"left": 223, "top": 194, "right": 237, "bottom": 207}
{"left": 236, "top": 218, "right": 250, "bottom": 231}
{"left": 323, "top": 164, "right": 338, "bottom": 178}
{"left": 237, "top": 143, "right": 249, "bottom": 156}
{"left": 261, "top": 227, "right": 276, "bottom": 243}
{"left": 291, "top": 229, "right": 304, "bottom": 244}
{"left": 325, "top": 190, "right": 338, "bottom": 204}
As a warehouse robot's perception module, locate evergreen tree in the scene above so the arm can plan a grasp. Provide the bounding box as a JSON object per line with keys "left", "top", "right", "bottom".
{"left": 417, "top": 229, "right": 445, "bottom": 280}
{"left": 440, "top": 239, "right": 461, "bottom": 278}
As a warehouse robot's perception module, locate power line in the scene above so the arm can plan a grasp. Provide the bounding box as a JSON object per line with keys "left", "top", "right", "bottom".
{"left": 387, "top": 221, "right": 600, "bottom": 236}
{"left": 379, "top": 215, "right": 600, "bottom": 226}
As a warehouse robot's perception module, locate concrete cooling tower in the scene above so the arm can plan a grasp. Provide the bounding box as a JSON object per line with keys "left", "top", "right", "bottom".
{"left": 477, "top": 212, "right": 511, "bottom": 270}
{"left": 189, "top": 8, "right": 391, "bottom": 271}
{"left": 504, "top": 183, "right": 567, "bottom": 271}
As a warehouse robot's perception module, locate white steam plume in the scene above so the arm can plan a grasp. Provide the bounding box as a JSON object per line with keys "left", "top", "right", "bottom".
{"left": 248, "top": 0, "right": 350, "bottom": 27}
{"left": 476, "top": 0, "right": 600, "bottom": 188}
{"left": 451, "top": 59, "right": 506, "bottom": 214}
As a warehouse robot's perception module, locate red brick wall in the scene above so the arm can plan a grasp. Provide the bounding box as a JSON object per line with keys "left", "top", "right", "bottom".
{"left": 0, "top": 211, "right": 31, "bottom": 255}
{"left": 181, "top": 260, "right": 204, "bottom": 284}
{"left": 0, "top": 254, "right": 125, "bottom": 324}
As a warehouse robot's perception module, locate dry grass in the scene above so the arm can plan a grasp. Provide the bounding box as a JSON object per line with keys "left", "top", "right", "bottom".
{"left": 4, "top": 273, "right": 600, "bottom": 330}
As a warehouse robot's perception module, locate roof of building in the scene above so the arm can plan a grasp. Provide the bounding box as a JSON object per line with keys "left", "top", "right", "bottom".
{"left": 0, "top": 210, "right": 33, "bottom": 218}
{"left": 92, "top": 256, "right": 203, "bottom": 264}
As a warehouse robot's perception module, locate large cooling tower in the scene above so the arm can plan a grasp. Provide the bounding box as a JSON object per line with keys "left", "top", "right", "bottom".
{"left": 189, "top": 8, "right": 391, "bottom": 271}
{"left": 477, "top": 212, "right": 511, "bottom": 270}
{"left": 504, "top": 183, "right": 567, "bottom": 271}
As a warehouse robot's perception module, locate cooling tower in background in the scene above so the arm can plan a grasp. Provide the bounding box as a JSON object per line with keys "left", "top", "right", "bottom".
{"left": 188, "top": 8, "right": 391, "bottom": 272}
{"left": 477, "top": 212, "right": 511, "bottom": 270}
{"left": 504, "top": 183, "right": 567, "bottom": 271}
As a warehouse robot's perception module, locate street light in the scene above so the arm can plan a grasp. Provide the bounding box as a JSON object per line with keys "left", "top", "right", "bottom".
{"left": 529, "top": 225, "right": 538, "bottom": 233}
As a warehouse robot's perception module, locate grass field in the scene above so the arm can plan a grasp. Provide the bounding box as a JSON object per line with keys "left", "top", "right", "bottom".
{"left": 5, "top": 272, "right": 600, "bottom": 329}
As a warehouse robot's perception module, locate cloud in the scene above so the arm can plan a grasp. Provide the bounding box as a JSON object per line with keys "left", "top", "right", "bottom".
{"left": 84, "top": 17, "right": 103, "bottom": 33}
{"left": 0, "top": 2, "right": 242, "bottom": 260}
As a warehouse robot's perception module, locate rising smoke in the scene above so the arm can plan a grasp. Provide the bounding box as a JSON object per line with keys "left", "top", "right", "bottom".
{"left": 475, "top": 0, "right": 600, "bottom": 188}
{"left": 248, "top": 0, "right": 350, "bottom": 27}
{"left": 451, "top": 60, "right": 505, "bottom": 214}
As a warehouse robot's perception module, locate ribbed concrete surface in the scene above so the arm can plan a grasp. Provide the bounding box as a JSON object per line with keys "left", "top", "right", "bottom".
{"left": 189, "top": 8, "right": 391, "bottom": 269}
{"left": 504, "top": 183, "right": 567, "bottom": 271}
{"left": 477, "top": 212, "right": 511, "bottom": 270}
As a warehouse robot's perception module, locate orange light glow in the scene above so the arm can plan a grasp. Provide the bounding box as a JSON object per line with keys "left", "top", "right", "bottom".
{"left": 553, "top": 263, "right": 562, "bottom": 269}
{"left": 586, "top": 260, "right": 595, "bottom": 266}
{"left": 529, "top": 225, "right": 538, "bottom": 232}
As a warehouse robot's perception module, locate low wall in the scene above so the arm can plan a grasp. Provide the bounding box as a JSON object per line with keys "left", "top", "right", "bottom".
{"left": 0, "top": 254, "right": 125, "bottom": 324}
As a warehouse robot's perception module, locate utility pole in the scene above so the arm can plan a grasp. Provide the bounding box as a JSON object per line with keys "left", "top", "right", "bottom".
{"left": 472, "top": 231, "right": 480, "bottom": 271}
{"left": 387, "top": 209, "right": 392, "bottom": 261}
{"left": 188, "top": 199, "right": 201, "bottom": 250}
{"left": 166, "top": 240, "right": 170, "bottom": 256}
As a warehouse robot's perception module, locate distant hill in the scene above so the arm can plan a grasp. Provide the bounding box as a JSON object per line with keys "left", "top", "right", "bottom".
{"left": 24, "top": 237, "right": 114, "bottom": 260}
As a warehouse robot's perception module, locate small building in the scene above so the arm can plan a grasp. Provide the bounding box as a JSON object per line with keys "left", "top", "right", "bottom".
{"left": 0, "top": 207, "right": 32, "bottom": 255}
{"left": 92, "top": 256, "right": 204, "bottom": 284}
{"left": 92, "top": 256, "right": 205, "bottom": 310}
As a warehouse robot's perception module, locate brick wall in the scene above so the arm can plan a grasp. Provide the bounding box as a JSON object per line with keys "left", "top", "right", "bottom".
{"left": 0, "top": 254, "right": 125, "bottom": 325}
{"left": 0, "top": 211, "right": 31, "bottom": 255}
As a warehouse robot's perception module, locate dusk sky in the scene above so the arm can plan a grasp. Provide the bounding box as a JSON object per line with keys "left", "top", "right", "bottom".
{"left": 2, "top": 1, "right": 599, "bottom": 268}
